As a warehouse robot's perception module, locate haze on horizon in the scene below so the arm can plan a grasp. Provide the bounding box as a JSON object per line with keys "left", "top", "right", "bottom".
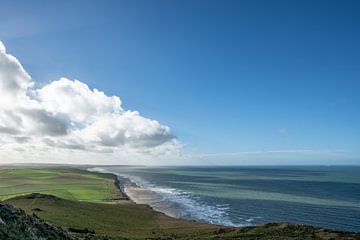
{"left": 0, "top": 0, "right": 359, "bottom": 165}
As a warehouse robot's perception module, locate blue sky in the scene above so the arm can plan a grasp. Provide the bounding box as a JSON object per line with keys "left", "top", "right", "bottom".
{"left": 0, "top": 0, "right": 359, "bottom": 164}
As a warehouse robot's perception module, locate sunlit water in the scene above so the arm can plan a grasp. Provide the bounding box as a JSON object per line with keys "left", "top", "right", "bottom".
{"left": 90, "top": 166, "right": 360, "bottom": 232}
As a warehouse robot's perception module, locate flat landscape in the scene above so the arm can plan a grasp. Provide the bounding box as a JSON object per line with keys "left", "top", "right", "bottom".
{"left": 1, "top": 167, "right": 359, "bottom": 240}
{"left": 0, "top": 168, "right": 119, "bottom": 201}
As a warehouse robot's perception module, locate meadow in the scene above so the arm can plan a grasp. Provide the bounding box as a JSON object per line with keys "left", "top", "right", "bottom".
{"left": 0, "top": 168, "right": 118, "bottom": 201}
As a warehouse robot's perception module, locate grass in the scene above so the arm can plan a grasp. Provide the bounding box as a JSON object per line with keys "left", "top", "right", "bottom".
{"left": 0, "top": 168, "right": 119, "bottom": 201}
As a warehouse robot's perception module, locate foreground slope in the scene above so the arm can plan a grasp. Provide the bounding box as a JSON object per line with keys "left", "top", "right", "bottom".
{"left": 0, "top": 202, "right": 71, "bottom": 240}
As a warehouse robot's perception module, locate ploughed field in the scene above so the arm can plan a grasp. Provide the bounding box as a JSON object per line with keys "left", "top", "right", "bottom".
{"left": 1, "top": 168, "right": 359, "bottom": 240}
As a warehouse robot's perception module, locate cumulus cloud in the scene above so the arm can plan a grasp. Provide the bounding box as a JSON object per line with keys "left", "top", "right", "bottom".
{"left": 0, "top": 41, "right": 180, "bottom": 163}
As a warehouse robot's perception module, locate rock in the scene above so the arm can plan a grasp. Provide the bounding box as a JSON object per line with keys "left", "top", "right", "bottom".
{"left": 68, "top": 227, "right": 95, "bottom": 234}
{"left": 25, "top": 193, "right": 60, "bottom": 200}
{"left": 32, "top": 208, "right": 43, "bottom": 212}
{"left": 0, "top": 203, "right": 72, "bottom": 240}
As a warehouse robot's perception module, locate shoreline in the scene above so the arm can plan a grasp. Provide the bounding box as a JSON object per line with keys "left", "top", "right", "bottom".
{"left": 108, "top": 171, "right": 185, "bottom": 219}
{"left": 90, "top": 167, "right": 243, "bottom": 226}
{"left": 111, "top": 174, "right": 131, "bottom": 201}
{"left": 88, "top": 167, "right": 212, "bottom": 222}
{"left": 89, "top": 167, "right": 360, "bottom": 234}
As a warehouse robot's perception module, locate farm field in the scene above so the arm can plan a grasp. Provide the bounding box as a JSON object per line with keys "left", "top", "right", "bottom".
{"left": 0, "top": 168, "right": 118, "bottom": 201}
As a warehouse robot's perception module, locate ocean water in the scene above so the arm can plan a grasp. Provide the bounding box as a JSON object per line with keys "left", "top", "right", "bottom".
{"left": 91, "top": 166, "right": 360, "bottom": 232}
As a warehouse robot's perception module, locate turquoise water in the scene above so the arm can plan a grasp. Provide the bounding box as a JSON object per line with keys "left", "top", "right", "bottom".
{"left": 94, "top": 166, "right": 360, "bottom": 232}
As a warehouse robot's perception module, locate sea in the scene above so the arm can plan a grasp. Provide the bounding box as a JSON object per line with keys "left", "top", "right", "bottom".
{"left": 90, "top": 166, "right": 360, "bottom": 232}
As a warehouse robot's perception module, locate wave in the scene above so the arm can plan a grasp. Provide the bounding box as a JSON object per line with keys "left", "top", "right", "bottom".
{"left": 88, "top": 167, "right": 252, "bottom": 227}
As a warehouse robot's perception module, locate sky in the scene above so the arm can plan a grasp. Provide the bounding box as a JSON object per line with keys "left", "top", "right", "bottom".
{"left": 0, "top": 0, "right": 359, "bottom": 165}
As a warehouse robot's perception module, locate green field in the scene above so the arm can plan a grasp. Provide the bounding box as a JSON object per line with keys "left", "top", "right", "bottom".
{"left": 0, "top": 168, "right": 119, "bottom": 201}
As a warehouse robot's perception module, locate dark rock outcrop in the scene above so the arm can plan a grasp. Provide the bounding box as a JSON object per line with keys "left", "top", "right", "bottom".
{"left": 68, "top": 227, "right": 95, "bottom": 234}
{"left": 0, "top": 203, "right": 72, "bottom": 240}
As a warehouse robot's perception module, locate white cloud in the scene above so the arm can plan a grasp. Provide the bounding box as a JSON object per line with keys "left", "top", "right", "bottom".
{"left": 0, "top": 42, "right": 5, "bottom": 52}
{"left": 36, "top": 78, "right": 122, "bottom": 123}
{"left": 0, "top": 41, "right": 181, "bottom": 164}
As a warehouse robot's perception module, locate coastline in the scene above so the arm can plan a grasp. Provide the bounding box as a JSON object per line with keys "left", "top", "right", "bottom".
{"left": 89, "top": 167, "right": 247, "bottom": 225}
{"left": 91, "top": 167, "right": 360, "bottom": 232}
{"left": 95, "top": 169, "right": 186, "bottom": 220}
{"left": 111, "top": 174, "right": 131, "bottom": 201}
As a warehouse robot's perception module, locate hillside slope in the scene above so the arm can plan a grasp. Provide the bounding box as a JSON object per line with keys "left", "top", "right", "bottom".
{"left": 0, "top": 202, "right": 71, "bottom": 240}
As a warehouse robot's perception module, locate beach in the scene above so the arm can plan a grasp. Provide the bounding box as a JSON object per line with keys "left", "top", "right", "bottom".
{"left": 90, "top": 167, "right": 198, "bottom": 220}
